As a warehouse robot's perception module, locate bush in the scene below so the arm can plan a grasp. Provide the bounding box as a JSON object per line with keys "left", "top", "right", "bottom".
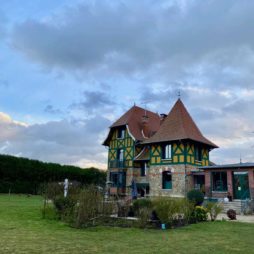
{"left": 152, "top": 198, "right": 194, "bottom": 227}
{"left": 74, "top": 185, "right": 104, "bottom": 228}
{"left": 133, "top": 199, "right": 152, "bottom": 215}
{"left": 227, "top": 209, "right": 237, "bottom": 220}
{"left": 187, "top": 190, "right": 204, "bottom": 206}
{"left": 136, "top": 207, "right": 152, "bottom": 228}
{"left": 205, "top": 202, "right": 223, "bottom": 221}
{"left": 192, "top": 206, "right": 208, "bottom": 222}
{"left": 53, "top": 196, "right": 77, "bottom": 221}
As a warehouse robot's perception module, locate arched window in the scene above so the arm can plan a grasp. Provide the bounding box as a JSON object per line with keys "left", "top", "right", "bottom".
{"left": 162, "top": 171, "right": 172, "bottom": 189}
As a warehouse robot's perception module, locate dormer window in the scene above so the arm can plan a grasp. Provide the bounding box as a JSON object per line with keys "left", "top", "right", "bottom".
{"left": 117, "top": 127, "right": 125, "bottom": 139}
{"left": 162, "top": 144, "right": 172, "bottom": 160}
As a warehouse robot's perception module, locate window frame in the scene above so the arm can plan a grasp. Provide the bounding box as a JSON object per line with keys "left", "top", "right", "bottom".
{"left": 140, "top": 162, "right": 148, "bottom": 177}
{"left": 162, "top": 171, "right": 172, "bottom": 190}
{"left": 195, "top": 146, "right": 202, "bottom": 161}
{"left": 117, "top": 127, "right": 125, "bottom": 139}
{"left": 212, "top": 171, "right": 228, "bottom": 192}
{"left": 117, "top": 149, "right": 124, "bottom": 162}
{"left": 162, "top": 144, "right": 172, "bottom": 160}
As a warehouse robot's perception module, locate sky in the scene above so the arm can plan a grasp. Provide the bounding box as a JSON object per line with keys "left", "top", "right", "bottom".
{"left": 1, "top": 0, "right": 254, "bottom": 169}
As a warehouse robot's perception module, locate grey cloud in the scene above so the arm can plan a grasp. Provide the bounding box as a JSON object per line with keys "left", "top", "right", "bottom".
{"left": 10, "top": 0, "right": 254, "bottom": 83}
{"left": 0, "top": 114, "right": 110, "bottom": 168}
{"left": 70, "top": 90, "right": 116, "bottom": 113}
{"left": 44, "top": 105, "right": 62, "bottom": 114}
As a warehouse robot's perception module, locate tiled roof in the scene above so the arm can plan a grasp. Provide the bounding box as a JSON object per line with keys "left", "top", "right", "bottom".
{"left": 143, "top": 99, "right": 218, "bottom": 148}
{"left": 103, "top": 106, "right": 161, "bottom": 145}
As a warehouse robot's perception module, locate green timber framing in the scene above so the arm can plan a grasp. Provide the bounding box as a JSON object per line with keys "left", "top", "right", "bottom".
{"left": 108, "top": 127, "right": 135, "bottom": 169}
{"left": 149, "top": 141, "right": 210, "bottom": 167}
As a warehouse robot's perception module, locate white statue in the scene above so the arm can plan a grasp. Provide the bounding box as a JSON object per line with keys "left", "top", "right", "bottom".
{"left": 64, "top": 178, "right": 69, "bottom": 198}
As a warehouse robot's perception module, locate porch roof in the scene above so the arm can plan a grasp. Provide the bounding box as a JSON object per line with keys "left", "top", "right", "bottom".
{"left": 199, "top": 162, "right": 254, "bottom": 170}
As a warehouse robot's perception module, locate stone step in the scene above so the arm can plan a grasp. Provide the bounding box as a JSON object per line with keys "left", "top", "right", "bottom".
{"left": 222, "top": 202, "right": 242, "bottom": 214}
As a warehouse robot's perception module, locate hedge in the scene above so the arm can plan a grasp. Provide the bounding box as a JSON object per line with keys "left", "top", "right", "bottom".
{"left": 0, "top": 154, "right": 106, "bottom": 194}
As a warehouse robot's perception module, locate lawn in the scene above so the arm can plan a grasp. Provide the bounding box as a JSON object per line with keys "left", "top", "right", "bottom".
{"left": 0, "top": 195, "right": 253, "bottom": 254}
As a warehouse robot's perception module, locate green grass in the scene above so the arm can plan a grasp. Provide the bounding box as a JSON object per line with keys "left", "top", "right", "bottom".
{"left": 0, "top": 195, "right": 253, "bottom": 254}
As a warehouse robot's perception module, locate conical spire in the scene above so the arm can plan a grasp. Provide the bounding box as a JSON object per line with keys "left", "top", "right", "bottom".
{"left": 143, "top": 99, "right": 218, "bottom": 148}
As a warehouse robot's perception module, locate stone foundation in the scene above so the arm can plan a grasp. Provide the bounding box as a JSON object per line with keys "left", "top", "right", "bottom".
{"left": 149, "top": 165, "right": 197, "bottom": 197}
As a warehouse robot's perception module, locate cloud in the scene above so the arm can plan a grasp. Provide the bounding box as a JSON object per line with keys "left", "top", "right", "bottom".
{"left": 70, "top": 90, "right": 115, "bottom": 112}
{"left": 9, "top": 0, "right": 254, "bottom": 83}
{"left": 44, "top": 105, "right": 62, "bottom": 114}
{"left": 0, "top": 111, "right": 110, "bottom": 169}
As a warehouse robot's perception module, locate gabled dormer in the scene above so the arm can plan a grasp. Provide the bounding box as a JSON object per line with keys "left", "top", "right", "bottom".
{"left": 143, "top": 99, "right": 218, "bottom": 167}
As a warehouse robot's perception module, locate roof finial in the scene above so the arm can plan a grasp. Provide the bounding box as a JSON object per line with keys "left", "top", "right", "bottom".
{"left": 178, "top": 90, "right": 181, "bottom": 99}
{"left": 240, "top": 153, "right": 242, "bottom": 164}
{"left": 134, "top": 102, "right": 136, "bottom": 106}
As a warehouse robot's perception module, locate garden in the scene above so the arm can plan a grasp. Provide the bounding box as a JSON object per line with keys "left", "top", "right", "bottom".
{"left": 1, "top": 194, "right": 254, "bottom": 254}
{"left": 42, "top": 184, "right": 230, "bottom": 230}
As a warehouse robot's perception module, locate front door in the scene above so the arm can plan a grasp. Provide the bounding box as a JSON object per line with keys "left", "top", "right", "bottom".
{"left": 233, "top": 172, "right": 250, "bottom": 199}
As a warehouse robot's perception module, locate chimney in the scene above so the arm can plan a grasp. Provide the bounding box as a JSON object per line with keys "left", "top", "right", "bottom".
{"left": 160, "top": 113, "right": 167, "bottom": 124}
{"left": 141, "top": 114, "right": 149, "bottom": 138}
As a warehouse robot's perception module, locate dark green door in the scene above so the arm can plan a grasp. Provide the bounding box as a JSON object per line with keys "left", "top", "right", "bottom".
{"left": 233, "top": 172, "right": 250, "bottom": 199}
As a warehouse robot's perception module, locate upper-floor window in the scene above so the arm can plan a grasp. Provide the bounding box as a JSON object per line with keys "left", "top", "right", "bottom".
{"left": 162, "top": 171, "right": 172, "bottom": 189}
{"left": 117, "top": 149, "right": 124, "bottom": 161}
{"left": 162, "top": 144, "right": 172, "bottom": 160}
{"left": 117, "top": 127, "right": 125, "bottom": 139}
{"left": 195, "top": 146, "right": 202, "bottom": 161}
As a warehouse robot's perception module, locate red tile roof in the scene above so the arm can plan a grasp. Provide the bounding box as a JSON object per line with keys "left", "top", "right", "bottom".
{"left": 143, "top": 99, "right": 218, "bottom": 148}
{"left": 103, "top": 106, "right": 161, "bottom": 145}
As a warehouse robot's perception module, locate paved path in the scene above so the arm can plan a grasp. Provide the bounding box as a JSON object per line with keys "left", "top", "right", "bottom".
{"left": 217, "top": 213, "right": 254, "bottom": 223}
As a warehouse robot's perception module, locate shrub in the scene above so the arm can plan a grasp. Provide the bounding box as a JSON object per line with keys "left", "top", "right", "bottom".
{"left": 136, "top": 207, "right": 152, "bottom": 228}
{"left": 152, "top": 198, "right": 194, "bottom": 227}
{"left": 187, "top": 190, "right": 204, "bottom": 206}
{"left": 133, "top": 199, "right": 152, "bottom": 215}
{"left": 192, "top": 206, "right": 208, "bottom": 222}
{"left": 74, "top": 185, "right": 104, "bottom": 228}
{"left": 227, "top": 209, "right": 237, "bottom": 220}
{"left": 205, "top": 202, "right": 223, "bottom": 221}
{"left": 53, "top": 196, "right": 77, "bottom": 221}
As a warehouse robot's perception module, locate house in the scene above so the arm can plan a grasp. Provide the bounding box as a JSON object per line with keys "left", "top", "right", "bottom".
{"left": 103, "top": 98, "right": 219, "bottom": 198}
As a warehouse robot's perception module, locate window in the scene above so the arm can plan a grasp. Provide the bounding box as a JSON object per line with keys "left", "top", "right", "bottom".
{"left": 212, "top": 172, "right": 227, "bottom": 191}
{"left": 141, "top": 162, "right": 148, "bottom": 176}
{"left": 117, "top": 127, "right": 125, "bottom": 139}
{"left": 162, "top": 144, "right": 172, "bottom": 160}
{"left": 162, "top": 171, "right": 172, "bottom": 189}
{"left": 117, "top": 149, "right": 124, "bottom": 161}
{"left": 195, "top": 146, "right": 202, "bottom": 161}
{"left": 110, "top": 172, "right": 126, "bottom": 187}
{"left": 110, "top": 172, "right": 118, "bottom": 187}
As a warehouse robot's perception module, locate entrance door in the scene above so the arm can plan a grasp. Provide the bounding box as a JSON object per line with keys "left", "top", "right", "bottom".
{"left": 233, "top": 172, "right": 250, "bottom": 199}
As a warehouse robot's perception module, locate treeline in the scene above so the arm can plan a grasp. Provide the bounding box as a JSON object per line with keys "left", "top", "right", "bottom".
{"left": 0, "top": 154, "right": 106, "bottom": 194}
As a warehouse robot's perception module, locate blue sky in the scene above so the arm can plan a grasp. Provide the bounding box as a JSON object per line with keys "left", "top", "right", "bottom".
{"left": 1, "top": 0, "right": 254, "bottom": 169}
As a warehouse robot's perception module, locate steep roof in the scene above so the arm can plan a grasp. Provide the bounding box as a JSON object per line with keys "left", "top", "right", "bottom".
{"left": 103, "top": 105, "right": 161, "bottom": 146}
{"left": 143, "top": 99, "right": 218, "bottom": 148}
